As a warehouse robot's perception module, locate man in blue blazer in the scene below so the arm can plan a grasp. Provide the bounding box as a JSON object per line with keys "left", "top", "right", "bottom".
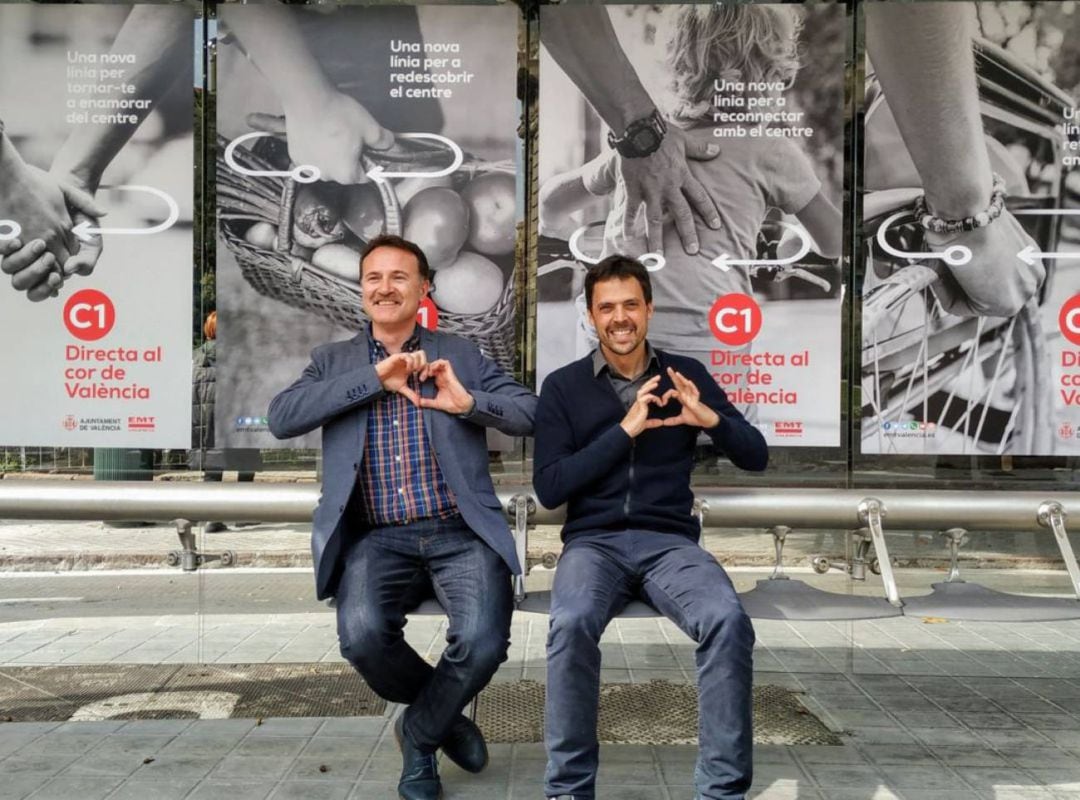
{"left": 268, "top": 234, "right": 536, "bottom": 800}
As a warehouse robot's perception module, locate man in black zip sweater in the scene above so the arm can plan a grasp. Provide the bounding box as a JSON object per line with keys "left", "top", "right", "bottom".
{"left": 534, "top": 255, "right": 767, "bottom": 800}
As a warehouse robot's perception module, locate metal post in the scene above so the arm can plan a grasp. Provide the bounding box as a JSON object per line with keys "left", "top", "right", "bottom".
{"left": 1037, "top": 502, "right": 1080, "bottom": 600}
{"left": 769, "top": 526, "right": 791, "bottom": 580}
{"left": 174, "top": 519, "right": 197, "bottom": 572}
{"left": 939, "top": 528, "right": 969, "bottom": 583}
{"left": 850, "top": 528, "right": 873, "bottom": 582}
{"left": 509, "top": 493, "right": 535, "bottom": 605}
{"left": 858, "top": 497, "right": 902, "bottom": 607}
{"left": 693, "top": 498, "right": 709, "bottom": 550}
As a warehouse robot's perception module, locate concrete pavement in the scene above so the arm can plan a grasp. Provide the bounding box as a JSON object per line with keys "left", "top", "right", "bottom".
{"left": 3, "top": 494, "right": 1080, "bottom": 798}
{"left": 1, "top": 570, "right": 1080, "bottom": 798}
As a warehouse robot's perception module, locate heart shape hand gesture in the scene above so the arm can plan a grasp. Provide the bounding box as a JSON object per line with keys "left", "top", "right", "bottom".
{"left": 618, "top": 368, "right": 720, "bottom": 439}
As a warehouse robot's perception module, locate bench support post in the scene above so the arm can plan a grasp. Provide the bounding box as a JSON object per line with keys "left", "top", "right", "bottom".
{"left": 173, "top": 519, "right": 197, "bottom": 572}
{"left": 693, "top": 498, "right": 709, "bottom": 549}
{"left": 1038, "top": 502, "right": 1080, "bottom": 600}
{"left": 769, "top": 526, "right": 791, "bottom": 580}
{"left": 858, "top": 497, "right": 902, "bottom": 607}
{"left": 509, "top": 494, "right": 535, "bottom": 605}
{"left": 939, "top": 528, "right": 969, "bottom": 583}
{"left": 167, "top": 519, "right": 234, "bottom": 571}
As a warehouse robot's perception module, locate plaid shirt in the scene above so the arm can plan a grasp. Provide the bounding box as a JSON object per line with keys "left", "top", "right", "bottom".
{"left": 358, "top": 328, "right": 458, "bottom": 527}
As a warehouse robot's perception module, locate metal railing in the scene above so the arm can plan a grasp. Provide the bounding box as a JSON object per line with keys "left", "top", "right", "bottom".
{"left": 0, "top": 481, "right": 1077, "bottom": 605}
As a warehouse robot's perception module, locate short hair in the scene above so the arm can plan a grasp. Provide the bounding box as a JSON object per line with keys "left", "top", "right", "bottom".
{"left": 203, "top": 310, "right": 217, "bottom": 341}
{"left": 359, "top": 234, "right": 431, "bottom": 281}
{"left": 667, "top": 4, "right": 803, "bottom": 125}
{"left": 584, "top": 255, "right": 653, "bottom": 308}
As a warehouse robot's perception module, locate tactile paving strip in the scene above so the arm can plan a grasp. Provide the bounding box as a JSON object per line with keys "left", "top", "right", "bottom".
{"left": 475, "top": 680, "right": 842, "bottom": 746}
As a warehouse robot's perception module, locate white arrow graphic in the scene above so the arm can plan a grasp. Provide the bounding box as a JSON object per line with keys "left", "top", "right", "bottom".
{"left": 1013, "top": 208, "right": 1080, "bottom": 264}
{"left": 639, "top": 252, "right": 666, "bottom": 272}
{"left": 567, "top": 224, "right": 665, "bottom": 271}
{"left": 875, "top": 212, "right": 972, "bottom": 267}
{"left": 1017, "top": 244, "right": 1080, "bottom": 266}
{"left": 713, "top": 221, "right": 813, "bottom": 272}
{"left": 366, "top": 133, "right": 464, "bottom": 182}
{"left": 568, "top": 224, "right": 601, "bottom": 265}
{"left": 72, "top": 185, "right": 180, "bottom": 242}
{"left": 224, "top": 132, "right": 321, "bottom": 184}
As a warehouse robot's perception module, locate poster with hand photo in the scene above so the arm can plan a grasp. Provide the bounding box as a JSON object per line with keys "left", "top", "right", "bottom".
{"left": 859, "top": 1, "right": 1080, "bottom": 457}
{"left": 215, "top": 3, "right": 519, "bottom": 449}
{"left": 0, "top": 3, "right": 195, "bottom": 447}
{"left": 537, "top": 4, "right": 845, "bottom": 448}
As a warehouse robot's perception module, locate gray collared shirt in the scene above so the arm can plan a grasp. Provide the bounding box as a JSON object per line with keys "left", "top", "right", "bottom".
{"left": 593, "top": 343, "right": 661, "bottom": 410}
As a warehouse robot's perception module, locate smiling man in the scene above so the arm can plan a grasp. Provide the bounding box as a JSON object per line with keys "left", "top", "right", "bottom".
{"left": 533, "top": 255, "right": 768, "bottom": 800}
{"left": 268, "top": 234, "right": 536, "bottom": 800}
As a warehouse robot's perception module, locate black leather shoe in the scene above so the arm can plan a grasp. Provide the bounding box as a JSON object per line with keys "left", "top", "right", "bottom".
{"left": 393, "top": 715, "right": 442, "bottom": 800}
{"left": 440, "top": 714, "right": 488, "bottom": 774}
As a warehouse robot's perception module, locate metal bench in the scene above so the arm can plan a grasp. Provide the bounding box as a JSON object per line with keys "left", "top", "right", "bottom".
{"left": 0, "top": 481, "right": 1077, "bottom": 621}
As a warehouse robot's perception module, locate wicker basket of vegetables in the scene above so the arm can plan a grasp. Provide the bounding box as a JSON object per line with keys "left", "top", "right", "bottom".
{"left": 217, "top": 129, "right": 518, "bottom": 371}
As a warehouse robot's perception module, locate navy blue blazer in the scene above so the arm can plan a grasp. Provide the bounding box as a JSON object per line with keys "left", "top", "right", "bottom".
{"left": 268, "top": 326, "right": 537, "bottom": 599}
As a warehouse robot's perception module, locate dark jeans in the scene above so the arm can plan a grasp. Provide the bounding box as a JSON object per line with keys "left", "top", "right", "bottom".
{"left": 335, "top": 515, "right": 512, "bottom": 751}
{"left": 545, "top": 530, "right": 755, "bottom": 800}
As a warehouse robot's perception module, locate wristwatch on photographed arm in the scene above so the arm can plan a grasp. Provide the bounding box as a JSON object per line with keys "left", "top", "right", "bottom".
{"left": 607, "top": 108, "right": 667, "bottom": 159}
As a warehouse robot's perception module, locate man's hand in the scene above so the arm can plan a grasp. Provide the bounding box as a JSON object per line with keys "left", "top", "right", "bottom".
{"left": 0, "top": 163, "right": 107, "bottom": 300}
{"left": 619, "top": 374, "right": 663, "bottom": 438}
{"left": 375, "top": 350, "right": 427, "bottom": 405}
{"left": 0, "top": 164, "right": 74, "bottom": 279}
{"left": 62, "top": 210, "right": 104, "bottom": 280}
{"left": 928, "top": 210, "right": 1045, "bottom": 318}
{"left": 618, "top": 128, "right": 722, "bottom": 255}
{"left": 51, "top": 170, "right": 105, "bottom": 281}
{"left": 417, "top": 359, "right": 475, "bottom": 415}
{"left": 254, "top": 90, "right": 394, "bottom": 184}
{"left": 0, "top": 236, "right": 59, "bottom": 301}
{"left": 0, "top": 236, "right": 63, "bottom": 301}
{"left": 655, "top": 368, "right": 721, "bottom": 429}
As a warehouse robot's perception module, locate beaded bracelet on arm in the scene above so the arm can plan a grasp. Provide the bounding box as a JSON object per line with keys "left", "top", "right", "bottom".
{"left": 913, "top": 173, "right": 1007, "bottom": 235}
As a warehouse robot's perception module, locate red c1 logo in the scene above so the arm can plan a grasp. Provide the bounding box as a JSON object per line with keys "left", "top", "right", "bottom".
{"left": 417, "top": 297, "right": 439, "bottom": 331}
{"left": 1061, "top": 293, "right": 1080, "bottom": 347}
{"left": 63, "top": 289, "right": 115, "bottom": 342}
{"left": 709, "top": 293, "right": 762, "bottom": 347}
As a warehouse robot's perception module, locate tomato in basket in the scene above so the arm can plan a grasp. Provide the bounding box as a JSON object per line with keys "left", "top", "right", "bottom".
{"left": 461, "top": 172, "right": 516, "bottom": 257}
{"left": 341, "top": 184, "right": 386, "bottom": 243}
{"left": 403, "top": 187, "right": 470, "bottom": 268}
{"left": 431, "top": 251, "right": 504, "bottom": 315}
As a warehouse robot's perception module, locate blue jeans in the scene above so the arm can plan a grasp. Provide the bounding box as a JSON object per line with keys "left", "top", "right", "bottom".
{"left": 545, "top": 530, "right": 755, "bottom": 800}
{"left": 335, "top": 515, "right": 512, "bottom": 751}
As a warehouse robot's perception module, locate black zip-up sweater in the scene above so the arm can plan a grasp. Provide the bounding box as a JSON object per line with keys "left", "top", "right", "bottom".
{"left": 533, "top": 348, "right": 768, "bottom": 540}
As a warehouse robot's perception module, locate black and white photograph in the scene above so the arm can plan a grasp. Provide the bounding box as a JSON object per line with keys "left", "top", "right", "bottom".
{"left": 215, "top": 2, "right": 520, "bottom": 449}
{"left": 860, "top": 0, "right": 1080, "bottom": 457}
{"left": 0, "top": 3, "right": 195, "bottom": 447}
{"left": 537, "top": 3, "right": 845, "bottom": 448}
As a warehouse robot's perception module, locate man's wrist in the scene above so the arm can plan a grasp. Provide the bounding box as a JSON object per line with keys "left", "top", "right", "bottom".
{"left": 49, "top": 161, "right": 100, "bottom": 194}
{"left": 611, "top": 92, "right": 658, "bottom": 132}
{"left": 0, "top": 129, "right": 24, "bottom": 176}
{"left": 283, "top": 77, "right": 337, "bottom": 116}
{"left": 456, "top": 394, "right": 477, "bottom": 419}
{"left": 607, "top": 108, "right": 666, "bottom": 159}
